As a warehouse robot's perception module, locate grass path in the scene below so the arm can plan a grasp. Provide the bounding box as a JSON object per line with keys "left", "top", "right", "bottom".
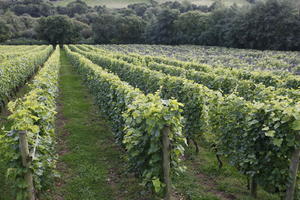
{"left": 173, "top": 146, "right": 281, "bottom": 200}
{"left": 45, "top": 49, "right": 152, "bottom": 200}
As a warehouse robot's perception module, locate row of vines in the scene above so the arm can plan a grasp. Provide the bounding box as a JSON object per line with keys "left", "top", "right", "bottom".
{"left": 69, "top": 44, "right": 300, "bottom": 200}
{"left": 0, "top": 44, "right": 299, "bottom": 200}
{"left": 102, "top": 44, "right": 300, "bottom": 74}
{"left": 0, "top": 45, "right": 53, "bottom": 110}
{"left": 64, "top": 46, "right": 186, "bottom": 198}
{"left": 0, "top": 46, "right": 58, "bottom": 200}
{"left": 0, "top": 45, "right": 187, "bottom": 200}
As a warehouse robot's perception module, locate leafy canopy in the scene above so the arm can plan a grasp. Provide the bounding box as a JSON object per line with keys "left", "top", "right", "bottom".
{"left": 36, "top": 15, "right": 81, "bottom": 45}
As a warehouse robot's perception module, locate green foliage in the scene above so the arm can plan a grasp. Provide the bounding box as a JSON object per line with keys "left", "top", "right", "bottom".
{"left": 0, "top": 11, "right": 38, "bottom": 40}
{"left": 0, "top": 45, "right": 45, "bottom": 62}
{"left": 11, "top": 0, "right": 55, "bottom": 17}
{"left": 174, "top": 11, "right": 209, "bottom": 44}
{"left": 102, "top": 44, "right": 300, "bottom": 75}
{"left": 0, "top": 45, "right": 53, "bottom": 110}
{"left": 91, "top": 14, "right": 116, "bottom": 44}
{"left": 66, "top": 0, "right": 88, "bottom": 17}
{"left": 1, "top": 48, "right": 60, "bottom": 199}
{"left": 138, "top": 59, "right": 300, "bottom": 103}
{"left": 225, "top": 0, "right": 300, "bottom": 50}
{"left": 145, "top": 8, "right": 180, "bottom": 44}
{"left": 107, "top": 47, "right": 300, "bottom": 91}
{"left": 92, "top": 14, "right": 146, "bottom": 44}
{"left": 36, "top": 15, "right": 82, "bottom": 45}
{"left": 64, "top": 46, "right": 186, "bottom": 195}
{"left": 104, "top": 45, "right": 298, "bottom": 98}
{"left": 210, "top": 95, "right": 300, "bottom": 193}
{"left": 1, "top": 0, "right": 300, "bottom": 50}
{"left": 123, "top": 93, "right": 186, "bottom": 194}
{"left": 0, "top": 20, "right": 11, "bottom": 42}
{"left": 69, "top": 45, "right": 219, "bottom": 141}
{"left": 74, "top": 45, "right": 300, "bottom": 196}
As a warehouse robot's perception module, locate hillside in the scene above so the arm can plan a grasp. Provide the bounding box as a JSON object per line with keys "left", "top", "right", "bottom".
{"left": 51, "top": 0, "right": 249, "bottom": 8}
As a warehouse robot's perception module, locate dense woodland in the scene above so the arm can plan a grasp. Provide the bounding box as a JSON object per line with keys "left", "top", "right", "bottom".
{"left": 0, "top": 0, "right": 300, "bottom": 50}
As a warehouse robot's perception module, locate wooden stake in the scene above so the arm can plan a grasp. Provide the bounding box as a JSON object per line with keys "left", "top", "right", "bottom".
{"left": 162, "top": 126, "right": 171, "bottom": 200}
{"left": 250, "top": 176, "right": 257, "bottom": 198}
{"left": 19, "top": 131, "right": 35, "bottom": 200}
{"left": 285, "top": 147, "right": 300, "bottom": 200}
{"left": 191, "top": 139, "right": 199, "bottom": 154}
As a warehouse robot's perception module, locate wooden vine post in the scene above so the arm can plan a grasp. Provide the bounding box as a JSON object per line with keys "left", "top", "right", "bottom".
{"left": 250, "top": 176, "right": 257, "bottom": 198}
{"left": 285, "top": 145, "right": 300, "bottom": 200}
{"left": 162, "top": 126, "right": 171, "bottom": 200}
{"left": 19, "top": 131, "right": 35, "bottom": 200}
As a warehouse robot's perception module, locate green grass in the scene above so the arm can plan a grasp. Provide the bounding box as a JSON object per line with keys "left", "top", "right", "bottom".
{"left": 52, "top": 0, "right": 249, "bottom": 8}
{"left": 43, "top": 49, "right": 153, "bottom": 200}
{"left": 173, "top": 143, "right": 281, "bottom": 200}
{"left": 0, "top": 162, "right": 13, "bottom": 200}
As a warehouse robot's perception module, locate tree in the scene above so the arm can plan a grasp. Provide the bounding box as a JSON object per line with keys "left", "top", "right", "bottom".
{"left": 199, "top": 5, "right": 237, "bottom": 46}
{"left": 36, "top": 15, "right": 82, "bottom": 45}
{"left": 66, "top": 0, "right": 88, "bottom": 17}
{"left": 12, "top": 1, "right": 55, "bottom": 17}
{"left": 145, "top": 8, "right": 180, "bottom": 44}
{"left": 246, "top": 0, "right": 256, "bottom": 4}
{"left": 92, "top": 13, "right": 146, "bottom": 44}
{"left": 225, "top": 0, "right": 300, "bottom": 50}
{"left": 92, "top": 13, "right": 117, "bottom": 43}
{"left": 0, "top": 11, "right": 38, "bottom": 39}
{"left": 0, "top": 20, "right": 11, "bottom": 42}
{"left": 174, "top": 11, "right": 209, "bottom": 44}
{"left": 128, "top": 3, "right": 148, "bottom": 16}
{"left": 115, "top": 15, "right": 146, "bottom": 43}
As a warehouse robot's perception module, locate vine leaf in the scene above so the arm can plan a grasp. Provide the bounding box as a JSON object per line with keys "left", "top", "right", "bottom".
{"left": 291, "top": 120, "right": 300, "bottom": 131}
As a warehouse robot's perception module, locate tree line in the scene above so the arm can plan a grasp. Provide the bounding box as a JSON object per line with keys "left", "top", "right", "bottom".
{"left": 0, "top": 0, "right": 300, "bottom": 51}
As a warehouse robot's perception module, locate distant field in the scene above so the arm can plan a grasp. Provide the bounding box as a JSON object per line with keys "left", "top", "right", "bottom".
{"left": 52, "top": 0, "right": 249, "bottom": 8}
{"left": 100, "top": 44, "right": 300, "bottom": 74}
